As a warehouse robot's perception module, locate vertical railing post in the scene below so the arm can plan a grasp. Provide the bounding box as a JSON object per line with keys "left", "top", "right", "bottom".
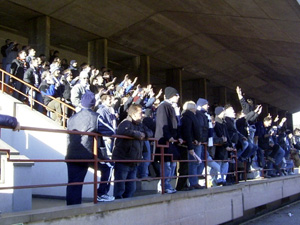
{"left": 244, "top": 161, "right": 247, "bottom": 182}
{"left": 204, "top": 144, "right": 208, "bottom": 188}
{"left": 62, "top": 104, "right": 66, "bottom": 128}
{"left": 30, "top": 87, "right": 33, "bottom": 110}
{"left": 160, "top": 145, "right": 165, "bottom": 195}
{"left": 1, "top": 70, "right": 4, "bottom": 92}
{"left": 235, "top": 150, "right": 238, "bottom": 184}
{"left": 93, "top": 135, "right": 99, "bottom": 203}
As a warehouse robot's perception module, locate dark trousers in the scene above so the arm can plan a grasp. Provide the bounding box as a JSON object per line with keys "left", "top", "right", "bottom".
{"left": 176, "top": 147, "right": 189, "bottom": 190}
{"left": 113, "top": 162, "right": 137, "bottom": 199}
{"left": 66, "top": 161, "right": 113, "bottom": 205}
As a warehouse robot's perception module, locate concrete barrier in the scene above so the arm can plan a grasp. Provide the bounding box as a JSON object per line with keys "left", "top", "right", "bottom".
{"left": 1, "top": 175, "right": 300, "bottom": 225}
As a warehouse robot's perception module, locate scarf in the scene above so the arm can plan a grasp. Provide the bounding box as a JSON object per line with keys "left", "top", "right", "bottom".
{"left": 205, "top": 112, "right": 213, "bottom": 147}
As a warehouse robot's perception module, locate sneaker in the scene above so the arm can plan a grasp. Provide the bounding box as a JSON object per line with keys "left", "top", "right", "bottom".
{"left": 165, "top": 188, "right": 177, "bottom": 194}
{"left": 97, "top": 194, "right": 115, "bottom": 202}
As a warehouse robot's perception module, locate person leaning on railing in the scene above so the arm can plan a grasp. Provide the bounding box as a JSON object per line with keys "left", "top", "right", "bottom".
{"left": 0, "top": 113, "right": 20, "bottom": 131}
{"left": 112, "top": 104, "right": 153, "bottom": 199}
{"left": 65, "top": 90, "right": 115, "bottom": 205}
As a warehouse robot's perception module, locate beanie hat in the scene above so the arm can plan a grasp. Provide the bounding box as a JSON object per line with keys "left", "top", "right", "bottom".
{"left": 81, "top": 90, "right": 96, "bottom": 108}
{"left": 215, "top": 106, "right": 224, "bottom": 116}
{"left": 70, "top": 60, "right": 77, "bottom": 65}
{"left": 165, "top": 87, "right": 178, "bottom": 99}
{"left": 196, "top": 98, "right": 208, "bottom": 107}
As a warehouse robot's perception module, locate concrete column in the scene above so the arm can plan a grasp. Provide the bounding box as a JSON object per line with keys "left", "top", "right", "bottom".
{"left": 192, "top": 78, "right": 207, "bottom": 100}
{"left": 132, "top": 55, "right": 150, "bottom": 86}
{"left": 166, "top": 68, "right": 182, "bottom": 104}
{"left": 219, "top": 86, "right": 227, "bottom": 106}
{"left": 88, "top": 39, "right": 108, "bottom": 69}
{"left": 28, "top": 16, "right": 50, "bottom": 58}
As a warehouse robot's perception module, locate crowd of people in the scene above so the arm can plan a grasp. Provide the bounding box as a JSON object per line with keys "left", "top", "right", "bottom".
{"left": 1, "top": 39, "right": 300, "bottom": 205}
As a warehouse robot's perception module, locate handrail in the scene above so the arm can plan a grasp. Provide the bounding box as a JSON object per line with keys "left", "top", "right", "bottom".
{"left": 0, "top": 68, "right": 76, "bottom": 128}
{"left": 0, "top": 124, "right": 286, "bottom": 207}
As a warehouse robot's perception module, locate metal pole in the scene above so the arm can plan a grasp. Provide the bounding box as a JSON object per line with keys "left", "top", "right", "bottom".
{"left": 93, "top": 135, "right": 99, "bottom": 203}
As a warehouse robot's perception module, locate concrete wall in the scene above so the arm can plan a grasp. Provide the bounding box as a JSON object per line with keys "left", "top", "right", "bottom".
{"left": 1, "top": 175, "right": 300, "bottom": 225}
{"left": 0, "top": 92, "right": 104, "bottom": 198}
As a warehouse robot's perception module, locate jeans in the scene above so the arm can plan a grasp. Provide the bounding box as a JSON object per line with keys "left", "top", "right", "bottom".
{"left": 113, "top": 163, "right": 137, "bottom": 199}
{"left": 266, "top": 146, "right": 285, "bottom": 175}
{"left": 163, "top": 161, "right": 176, "bottom": 190}
{"left": 217, "top": 162, "right": 229, "bottom": 183}
{"left": 207, "top": 155, "right": 220, "bottom": 185}
{"left": 66, "top": 161, "right": 113, "bottom": 205}
{"left": 188, "top": 145, "right": 202, "bottom": 186}
{"left": 137, "top": 141, "right": 151, "bottom": 178}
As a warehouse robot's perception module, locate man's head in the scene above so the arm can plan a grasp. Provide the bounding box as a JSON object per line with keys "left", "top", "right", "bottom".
{"left": 183, "top": 101, "right": 196, "bottom": 114}
{"left": 80, "top": 71, "right": 89, "bottom": 86}
{"left": 81, "top": 91, "right": 96, "bottom": 109}
{"left": 215, "top": 106, "right": 225, "bottom": 119}
{"left": 128, "top": 104, "right": 143, "bottom": 123}
{"left": 263, "top": 116, "right": 272, "bottom": 128}
{"left": 28, "top": 48, "right": 36, "bottom": 57}
{"left": 196, "top": 98, "right": 209, "bottom": 111}
{"left": 224, "top": 104, "right": 235, "bottom": 118}
{"left": 70, "top": 60, "right": 77, "bottom": 67}
{"left": 18, "top": 50, "right": 26, "bottom": 60}
{"left": 100, "top": 94, "right": 111, "bottom": 107}
{"left": 164, "top": 86, "right": 179, "bottom": 103}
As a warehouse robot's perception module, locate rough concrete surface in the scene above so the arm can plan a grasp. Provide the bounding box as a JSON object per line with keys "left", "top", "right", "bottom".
{"left": 242, "top": 200, "right": 300, "bottom": 225}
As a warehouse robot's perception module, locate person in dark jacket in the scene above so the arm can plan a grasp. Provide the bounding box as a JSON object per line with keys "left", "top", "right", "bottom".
{"left": 0, "top": 114, "right": 20, "bottom": 131}
{"left": 65, "top": 91, "right": 115, "bottom": 205}
{"left": 10, "top": 50, "right": 27, "bottom": 101}
{"left": 214, "top": 106, "right": 234, "bottom": 185}
{"left": 155, "top": 86, "right": 183, "bottom": 194}
{"left": 178, "top": 101, "right": 202, "bottom": 190}
{"left": 112, "top": 104, "right": 153, "bottom": 199}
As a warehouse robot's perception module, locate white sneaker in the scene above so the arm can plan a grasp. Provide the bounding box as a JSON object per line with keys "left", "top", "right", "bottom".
{"left": 165, "top": 188, "right": 177, "bottom": 194}
{"left": 97, "top": 194, "right": 115, "bottom": 202}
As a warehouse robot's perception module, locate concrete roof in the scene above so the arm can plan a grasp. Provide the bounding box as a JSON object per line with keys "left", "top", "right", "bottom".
{"left": 1, "top": 0, "right": 300, "bottom": 112}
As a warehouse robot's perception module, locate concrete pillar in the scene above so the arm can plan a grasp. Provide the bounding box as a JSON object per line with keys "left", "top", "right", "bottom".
{"left": 166, "top": 68, "right": 182, "bottom": 104}
{"left": 133, "top": 55, "right": 150, "bottom": 86}
{"left": 219, "top": 86, "right": 227, "bottom": 106}
{"left": 28, "top": 16, "right": 50, "bottom": 58}
{"left": 88, "top": 39, "right": 108, "bottom": 69}
{"left": 192, "top": 78, "right": 207, "bottom": 100}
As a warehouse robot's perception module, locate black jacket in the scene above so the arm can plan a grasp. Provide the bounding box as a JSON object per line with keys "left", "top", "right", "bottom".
{"left": 181, "top": 110, "right": 201, "bottom": 150}
{"left": 196, "top": 110, "right": 209, "bottom": 142}
{"left": 112, "top": 116, "right": 153, "bottom": 166}
{"left": 214, "top": 117, "right": 232, "bottom": 160}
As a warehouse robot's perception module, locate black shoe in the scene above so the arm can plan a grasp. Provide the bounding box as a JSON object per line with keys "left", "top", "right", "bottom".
{"left": 178, "top": 186, "right": 194, "bottom": 191}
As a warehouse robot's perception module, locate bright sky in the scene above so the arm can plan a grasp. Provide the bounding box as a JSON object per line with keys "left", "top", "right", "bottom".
{"left": 293, "top": 111, "right": 300, "bottom": 129}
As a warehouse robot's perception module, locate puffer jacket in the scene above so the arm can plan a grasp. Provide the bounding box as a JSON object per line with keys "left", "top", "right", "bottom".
{"left": 112, "top": 116, "right": 153, "bottom": 166}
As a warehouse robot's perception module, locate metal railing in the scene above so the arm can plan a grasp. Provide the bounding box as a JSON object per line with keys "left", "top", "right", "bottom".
{"left": 0, "top": 125, "right": 283, "bottom": 206}
{"left": 0, "top": 68, "right": 75, "bottom": 128}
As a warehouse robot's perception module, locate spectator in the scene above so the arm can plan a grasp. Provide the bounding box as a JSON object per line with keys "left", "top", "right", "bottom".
{"left": 112, "top": 104, "right": 153, "bottom": 199}
{"left": 155, "top": 86, "right": 183, "bottom": 194}
{"left": 71, "top": 71, "right": 90, "bottom": 111}
{"left": 69, "top": 59, "right": 79, "bottom": 78}
{"left": 25, "top": 47, "right": 36, "bottom": 66}
{"left": 1, "top": 38, "right": 11, "bottom": 69}
{"left": 10, "top": 50, "right": 27, "bottom": 101}
{"left": 66, "top": 91, "right": 115, "bottom": 205}
{"left": 49, "top": 50, "right": 59, "bottom": 64}
{"left": 23, "top": 58, "right": 39, "bottom": 107}
{"left": 0, "top": 114, "right": 20, "bottom": 131}
{"left": 196, "top": 98, "right": 221, "bottom": 187}
{"left": 177, "top": 101, "right": 202, "bottom": 191}
{"left": 214, "top": 106, "right": 234, "bottom": 185}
